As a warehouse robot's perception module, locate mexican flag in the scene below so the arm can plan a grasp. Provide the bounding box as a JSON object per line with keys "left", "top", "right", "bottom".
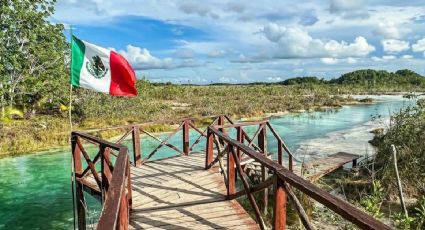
{"left": 70, "top": 36, "right": 137, "bottom": 97}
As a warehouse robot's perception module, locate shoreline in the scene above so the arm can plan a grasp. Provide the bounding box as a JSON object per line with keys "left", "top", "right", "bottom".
{"left": 0, "top": 93, "right": 413, "bottom": 159}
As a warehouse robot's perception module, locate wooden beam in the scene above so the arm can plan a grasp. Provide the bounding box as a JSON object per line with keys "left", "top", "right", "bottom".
{"left": 76, "top": 182, "right": 86, "bottom": 230}
{"left": 282, "top": 183, "right": 315, "bottom": 230}
{"left": 205, "top": 129, "right": 214, "bottom": 169}
{"left": 258, "top": 124, "right": 268, "bottom": 215}
{"left": 227, "top": 145, "right": 235, "bottom": 198}
{"left": 231, "top": 148, "right": 266, "bottom": 230}
{"left": 132, "top": 126, "right": 142, "bottom": 167}
{"left": 183, "top": 120, "right": 190, "bottom": 155}
{"left": 273, "top": 175, "right": 287, "bottom": 230}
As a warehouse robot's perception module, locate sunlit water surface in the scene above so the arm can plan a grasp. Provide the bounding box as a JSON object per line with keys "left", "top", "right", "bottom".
{"left": 0, "top": 95, "right": 417, "bottom": 229}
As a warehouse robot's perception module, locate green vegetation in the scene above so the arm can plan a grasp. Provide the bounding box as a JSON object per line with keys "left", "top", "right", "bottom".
{"left": 280, "top": 69, "right": 425, "bottom": 92}
{"left": 1, "top": 1, "right": 425, "bottom": 160}
{"left": 325, "top": 99, "right": 425, "bottom": 229}
{"left": 371, "top": 99, "right": 425, "bottom": 197}
{"left": 371, "top": 99, "right": 425, "bottom": 229}
{"left": 0, "top": 0, "right": 68, "bottom": 120}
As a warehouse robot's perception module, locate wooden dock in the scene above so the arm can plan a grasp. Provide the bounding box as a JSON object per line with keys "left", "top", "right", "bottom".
{"left": 245, "top": 152, "right": 359, "bottom": 183}
{"left": 71, "top": 115, "right": 390, "bottom": 230}
{"left": 129, "top": 153, "right": 258, "bottom": 229}
{"left": 300, "top": 152, "right": 359, "bottom": 181}
{"left": 128, "top": 151, "right": 358, "bottom": 229}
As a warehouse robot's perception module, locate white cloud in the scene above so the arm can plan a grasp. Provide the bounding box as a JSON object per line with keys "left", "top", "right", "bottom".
{"left": 230, "top": 54, "right": 265, "bottom": 63}
{"left": 371, "top": 55, "right": 397, "bottom": 62}
{"left": 401, "top": 55, "right": 413, "bottom": 59}
{"left": 262, "top": 24, "right": 375, "bottom": 58}
{"left": 321, "top": 57, "right": 358, "bottom": 65}
{"left": 267, "top": 76, "right": 282, "bottom": 81}
{"left": 371, "top": 56, "right": 383, "bottom": 62}
{"left": 381, "top": 39, "right": 410, "bottom": 53}
{"left": 346, "top": 57, "right": 357, "bottom": 64}
{"left": 52, "top": 1, "right": 425, "bottom": 83}
{"left": 382, "top": 55, "right": 397, "bottom": 60}
{"left": 412, "top": 38, "right": 425, "bottom": 52}
{"left": 321, "top": 57, "right": 339, "bottom": 65}
{"left": 375, "top": 21, "right": 410, "bottom": 39}
{"left": 118, "top": 45, "right": 200, "bottom": 70}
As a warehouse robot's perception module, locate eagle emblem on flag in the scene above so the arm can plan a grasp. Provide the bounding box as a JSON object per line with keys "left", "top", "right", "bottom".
{"left": 86, "top": 55, "right": 108, "bottom": 79}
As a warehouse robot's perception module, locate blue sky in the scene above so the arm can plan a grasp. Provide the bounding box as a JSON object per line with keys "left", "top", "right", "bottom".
{"left": 53, "top": 0, "right": 425, "bottom": 83}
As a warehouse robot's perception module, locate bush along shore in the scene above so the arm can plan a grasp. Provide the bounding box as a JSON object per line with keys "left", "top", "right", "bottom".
{"left": 309, "top": 98, "right": 425, "bottom": 230}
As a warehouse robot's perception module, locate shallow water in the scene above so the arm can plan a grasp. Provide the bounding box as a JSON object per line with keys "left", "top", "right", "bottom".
{"left": 0, "top": 95, "right": 416, "bottom": 229}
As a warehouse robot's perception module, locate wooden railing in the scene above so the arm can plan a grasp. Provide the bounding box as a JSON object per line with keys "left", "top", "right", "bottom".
{"left": 71, "top": 132, "right": 132, "bottom": 230}
{"left": 206, "top": 125, "right": 392, "bottom": 230}
{"left": 81, "top": 115, "right": 235, "bottom": 167}
{"left": 71, "top": 115, "right": 235, "bottom": 230}
{"left": 72, "top": 115, "right": 391, "bottom": 230}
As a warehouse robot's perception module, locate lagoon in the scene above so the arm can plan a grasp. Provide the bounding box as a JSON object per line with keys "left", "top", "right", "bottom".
{"left": 0, "top": 95, "right": 416, "bottom": 229}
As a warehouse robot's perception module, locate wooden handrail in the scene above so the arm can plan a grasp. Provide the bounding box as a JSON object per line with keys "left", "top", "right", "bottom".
{"left": 72, "top": 131, "right": 123, "bottom": 151}
{"left": 97, "top": 148, "right": 130, "bottom": 230}
{"left": 71, "top": 132, "right": 132, "bottom": 230}
{"left": 208, "top": 126, "right": 392, "bottom": 230}
{"left": 82, "top": 114, "right": 220, "bottom": 134}
{"left": 212, "top": 120, "right": 268, "bottom": 129}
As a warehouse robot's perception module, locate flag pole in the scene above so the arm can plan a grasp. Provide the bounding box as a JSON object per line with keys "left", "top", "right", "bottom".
{"left": 68, "top": 24, "right": 77, "bottom": 230}
{"left": 69, "top": 25, "right": 73, "bottom": 132}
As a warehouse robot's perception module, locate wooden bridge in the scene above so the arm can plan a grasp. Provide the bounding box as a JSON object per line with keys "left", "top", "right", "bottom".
{"left": 70, "top": 115, "right": 391, "bottom": 230}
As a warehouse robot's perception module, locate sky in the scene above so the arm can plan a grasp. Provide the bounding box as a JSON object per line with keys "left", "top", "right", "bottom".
{"left": 52, "top": 0, "right": 425, "bottom": 84}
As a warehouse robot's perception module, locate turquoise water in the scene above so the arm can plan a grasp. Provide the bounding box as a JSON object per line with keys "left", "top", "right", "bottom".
{"left": 0, "top": 95, "right": 416, "bottom": 229}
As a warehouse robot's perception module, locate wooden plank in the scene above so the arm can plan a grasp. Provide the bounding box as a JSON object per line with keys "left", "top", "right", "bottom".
{"left": 128, "top": 153, "right": 259, "bottom": 230}
{"left": 302, "top": 152, "right": 360, "bottom": 181}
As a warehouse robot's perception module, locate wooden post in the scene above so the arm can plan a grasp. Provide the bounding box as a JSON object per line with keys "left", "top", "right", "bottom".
{"left": 205, "top": 129, "right": 214, "bottom": 169}
{"left": 289, "top": 155, "right": 293, "bottom": 172}
{"left": 391, "top": 145, "right": 408, "bottom": 217}
{"left": 126, "top": 159, "right": 133, "bottom": 209}
{"left": 183, "top": 120, "right": 190, "bottom": 156}
{"left": 76, "top": 182, "right": 86, "bottom": 230}
{"left": 258, "top": 124, "right": 268, "bottom": 215}
{"left": 132, "top": 126, "right": 141, "bottom": 167}
{"left": 101, "top": 146, "right": 113, "bottom": 200}
{"left": 278, "top": 139, "right": 283, "bottom": 166}
{"left": 218, "top": 115, "right": 225, "bottom": 146}
{"left": 218, "top": 115, "right": 225, "bottom": 131}
{"left": 273, "top": 175, "right": 287, "bottom": 230}
{"left": 352, "top": 158, "right": 357, "bottom": 169}
{"left": 236, "top": 126, "right": 243, "bottom": 180}
{"left": 227, "top": 145, "right": 236, "bottom": 198}
{"left": 72, "top": 136, "right": 82, "bottom": 175}
{"left": 72, "top": 136, "right": 86, "bottom": 230}
{"left": 118, "top": 191, "right": 129, "bottom": 229}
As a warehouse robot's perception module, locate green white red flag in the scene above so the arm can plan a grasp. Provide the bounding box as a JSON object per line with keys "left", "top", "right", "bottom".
{"left": 70, "top": 36, "right": 137, "bottom": 96}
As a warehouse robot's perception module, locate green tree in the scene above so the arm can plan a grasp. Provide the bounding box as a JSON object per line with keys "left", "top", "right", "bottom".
{"left": 0, "top": 0, "right": 67, "bottom": 117}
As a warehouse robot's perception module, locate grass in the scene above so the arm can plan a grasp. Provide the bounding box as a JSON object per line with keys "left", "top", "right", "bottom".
{"left": 0, "top": 82, "right": 406, "bottom": 158}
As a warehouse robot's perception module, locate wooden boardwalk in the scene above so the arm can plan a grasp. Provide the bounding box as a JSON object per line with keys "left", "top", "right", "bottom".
{"left": 127, "top": 151, "right": 359, "bottom": 229}
{"left": 129, "top": 153, "right": 259, "bottom": 229}
{"left": 296, "top": 152, "right": 359, "bottom": 181}
{"left": 72, "top": 117, "right": 388, "bottom": 230}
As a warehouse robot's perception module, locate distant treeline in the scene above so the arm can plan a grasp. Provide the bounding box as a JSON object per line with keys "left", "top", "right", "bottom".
{"left": 200, "top": 69, "right": 425, "bottom": 87}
